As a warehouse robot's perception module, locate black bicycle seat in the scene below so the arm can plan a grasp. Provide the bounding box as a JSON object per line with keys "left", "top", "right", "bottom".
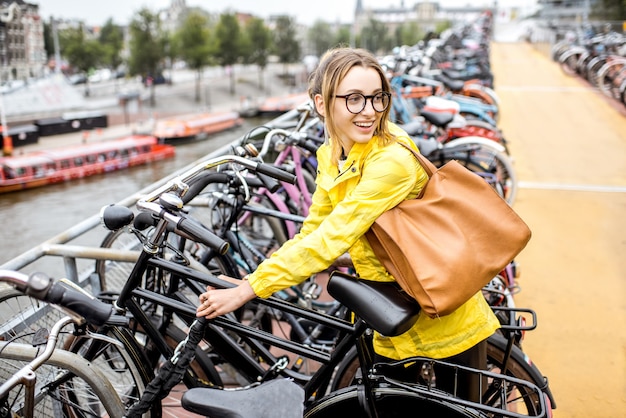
{"left": 327, "top": 271, "right": 421, "bottom": 337}
{"left": 181, "top": 378, "right": 304, "bottom": 418}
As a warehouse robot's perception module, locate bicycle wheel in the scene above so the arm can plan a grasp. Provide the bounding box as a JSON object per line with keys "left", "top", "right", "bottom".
{"left": 305, "top": 385, "right": 482, "bottom": 418}
{"left": 558, "top": 49, "right": 583, "bottom": 76}
{"left": 434, "top": 139, "right": 517, "bottom": 205}
{"left": 445, "top": 119, "right": 509, "bottom": 154}
{"left": 597, "top": 59, "right": 626, "bottom": 98}
{"left": 585, "top": 55, "right": 607, "bottom": 87}
{"left": 484, "top": 333, "right": 552, "bottom": 415}
{"left": 95, "top": 226, "right": 142, "bottom": 293}
{"left": 328, "top": 334, "right": 550, "bottom": 415}
{"left": 0, "top": 286, "right": 157, "bottom": 417}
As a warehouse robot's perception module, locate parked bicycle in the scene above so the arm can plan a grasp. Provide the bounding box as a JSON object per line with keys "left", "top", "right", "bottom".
{"left": 0, "top": 269, "right": 139, "bottom": 418}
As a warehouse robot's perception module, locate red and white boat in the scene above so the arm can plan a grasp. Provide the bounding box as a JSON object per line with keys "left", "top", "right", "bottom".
{"left": 239, "top": 92, "right": 309, "bottom": 117}
{"left": 152, "top": 111, "right": 243, "bottom": 143}
{"left": 0, "top": 135, "right": 175, "bottom": 194}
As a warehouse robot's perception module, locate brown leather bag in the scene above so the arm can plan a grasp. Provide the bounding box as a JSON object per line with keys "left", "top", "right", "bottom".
{"left": 365, "top": 144, "right": 531, "bottom": 318}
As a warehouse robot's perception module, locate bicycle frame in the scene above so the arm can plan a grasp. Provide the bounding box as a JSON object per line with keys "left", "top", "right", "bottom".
{"left": 110, "top": 247, "right": 549, "bottom": 417}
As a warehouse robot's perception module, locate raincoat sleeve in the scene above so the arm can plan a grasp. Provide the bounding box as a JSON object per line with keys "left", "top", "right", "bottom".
{"left": 247, "top": 141, "right": 426, "bottom": 298}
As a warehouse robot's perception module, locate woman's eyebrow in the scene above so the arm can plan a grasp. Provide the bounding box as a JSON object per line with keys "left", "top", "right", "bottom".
{"left": 338, "top": 87, "right": 383, "bottom": 94}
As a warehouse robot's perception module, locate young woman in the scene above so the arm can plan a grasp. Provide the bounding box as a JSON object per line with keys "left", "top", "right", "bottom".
{"left": 197, "top": 47, "right": 500, "bottom": 399}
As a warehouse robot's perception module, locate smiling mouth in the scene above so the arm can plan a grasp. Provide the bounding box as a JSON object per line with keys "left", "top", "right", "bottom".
{"left": 355, "top": 121, "right": 374, "bottom": 128}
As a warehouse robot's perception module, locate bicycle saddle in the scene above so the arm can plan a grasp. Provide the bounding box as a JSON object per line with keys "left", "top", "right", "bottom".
{"left": 181, "top": 378, "right": 304, "bottom": 418}
{"left": 327, "top": 271, "right": 421, "bottom": 337}
{"left": 420, "top": 109, "right": 455, "bottom": 128}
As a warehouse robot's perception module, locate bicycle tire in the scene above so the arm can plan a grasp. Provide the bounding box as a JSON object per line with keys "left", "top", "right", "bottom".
{"left": 66, "top": 325, "right": 161, "bottom": 417}
{"left": 0, "top": 341, "right": 127, "bottom": 418}
{"left": 558, "top": 49, "right": 583, "bottom": 76}
{"left": 0, "top": 286, "right": 158, "bottom": 418}
{"left": 305, "top": 385, "right": 482, "bottom": 418}
{"left": 445, "top": 119, "right": 509, "bottom": 154}
{"left": 95, "top": 226, "right": 142, "bottom": 293}
{"left": 584, "top": 55, "right": 607, "bottom": 86}
{"left": 597, "top": 59, "right": 626, "bottom": 98}
{"left": 434, "top": 139, "right": 517, "bottom": 205}
{"left": 328, "top": 334, "right": 550, "bottom": 415}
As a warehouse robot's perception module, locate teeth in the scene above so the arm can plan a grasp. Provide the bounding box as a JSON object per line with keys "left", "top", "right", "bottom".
{"left": 355, "top": 122, "right": 373, "bottom": 127}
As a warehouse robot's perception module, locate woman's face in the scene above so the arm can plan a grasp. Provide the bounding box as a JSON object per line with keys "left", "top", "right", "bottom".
{"left": 323, "top": 65, "right": 385, "bottom": 153}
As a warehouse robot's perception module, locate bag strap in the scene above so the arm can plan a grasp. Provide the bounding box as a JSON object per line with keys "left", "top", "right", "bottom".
{"left": 396, "top": 141, "right": 437, "bottom": 178}
{"left": 396, "top": 141, "right": 438, "bottom": 198}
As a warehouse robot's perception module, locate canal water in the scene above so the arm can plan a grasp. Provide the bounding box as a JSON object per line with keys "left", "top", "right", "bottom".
{"left": 0, "top": 118, "right": 270, "bottom": 265}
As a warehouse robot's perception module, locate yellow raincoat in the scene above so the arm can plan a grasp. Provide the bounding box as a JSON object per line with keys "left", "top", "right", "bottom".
{"left": 248, "top": 123, "right": 500, "bottom": 360}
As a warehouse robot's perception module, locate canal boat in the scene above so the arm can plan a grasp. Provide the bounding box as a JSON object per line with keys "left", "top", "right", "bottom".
{"left": 0, "top": 135, "right": 175, "bottom": 194}
{"left": 152, "top": 111, "right": 243, "bottom": 143}
{"left": 240, "top": 92, "right": 309, "bottom": 117}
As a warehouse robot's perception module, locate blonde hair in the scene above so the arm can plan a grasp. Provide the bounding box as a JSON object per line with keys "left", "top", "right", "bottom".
{"left": 308, "top": 47, "right": 395, "bottom": 164}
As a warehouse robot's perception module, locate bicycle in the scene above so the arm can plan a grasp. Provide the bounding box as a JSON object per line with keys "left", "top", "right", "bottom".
{"left": 110, "top": 251, "right": 552, "bottom": 417}
{"left": 0, "top": 269, "right": 146, "bottom": 418}
{"left": 94, "top": 184, "right": 555, "bottom": 416}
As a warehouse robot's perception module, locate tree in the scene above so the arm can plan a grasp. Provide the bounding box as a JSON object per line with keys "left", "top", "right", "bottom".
{"left": 308, "top": 20, "right": 335, "bottom": 57}
{"left": 243, "top": 17, "right": 272, "bottom": 90}
{"left": 215, "top": 13, "right": 242, "bottom": 95}
{"left": 42, "top": 21, "right": 54, "bottom": 65}
{"left": 128, "top": 8, "right": 166, "bottom": 106}
{"left": 174, "top": 11, "right": 213, "bottom": 102}
{"left": 591, "top": 0, "right": 626, "bottom": 20}
{"left": 359, "top": 18, "right": 390, "bottom": 54}
{"left": 99, "top": 18, "right": 124, "bottom": 70}
{"left": 273, "top": 16, "right": 301, "bottom": 74}
{"left": 59, "top": 25, "right": 104, "bottom": 95}
{"left": 394, "top": 21, "right": 423, "bottom": 47}
{"left": 334, "top": 26, "right": 353, "bottom": 48}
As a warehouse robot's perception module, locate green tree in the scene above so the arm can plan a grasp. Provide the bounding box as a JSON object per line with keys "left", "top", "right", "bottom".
{"left": 591, "top": 0, "right": 626, "bottom": 19}
{"left": 174, "top": 11, "right": 213, "bottom": 102}
{"left": 99, "top": 18, "right": 124, "bottom": 70}
{"left": 273, "top": 15, "right": 301, "bottom": 74}
{"left": 215, "top": 13, "right": 242, "bottom": 95}
{"left": 359, "top": 18, "right": 389, "bottom": 54}
{"left": 243, "top": 17, "right": 272, "bottom": 90}
{"left": 43, "top": 21, "right": 54, "bottom": 64}
{"left": 394, "top": 21, "right": 423, "bottom": 47}
{"left": 334, "top": 26, "right": 353, "bottom": 48}
{"left": 128, "top": 8, "right": 166, "bottom": 106}
{"left": 59, "top": 26, "right": 104, "bottom": 95}
{"left": 308, "top": 20, "right": 335, "bottom": 57}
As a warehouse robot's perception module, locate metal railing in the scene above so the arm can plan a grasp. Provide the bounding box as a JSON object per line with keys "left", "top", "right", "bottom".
{"left": 0, "top": 107, "right": 304, "bottom": 286}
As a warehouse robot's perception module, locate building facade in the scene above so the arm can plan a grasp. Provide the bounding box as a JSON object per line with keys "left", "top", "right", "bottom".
{"left": 0, "top": 0, "right": 46, "bottom": 83}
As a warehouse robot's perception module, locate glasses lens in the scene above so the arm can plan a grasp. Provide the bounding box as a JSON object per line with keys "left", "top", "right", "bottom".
{"left": 346, "top": 94, "right": 365, "bottom": 113}
{"left": 372, "top": 93, "right": 390, "bottom": 112}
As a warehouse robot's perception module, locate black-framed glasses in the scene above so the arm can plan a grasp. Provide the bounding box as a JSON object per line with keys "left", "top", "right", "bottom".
{"left": 334, "top": 92, "right": 391, "bottom": 114}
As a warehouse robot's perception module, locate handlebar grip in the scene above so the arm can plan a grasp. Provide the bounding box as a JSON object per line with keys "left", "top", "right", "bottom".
{"left": 299, "top": 136, "right": 322, "bottom": 155}
{"left": 256, "top": 171, "right": 281, "bottom": 193}
{"left": 177, "top": 217, "right": 230, "bottom": 255}
{"left": 42, "top": 279, "right": 113, "bottom": 326}
{"left": 255, "top": 163, "right": 297, "bottom": 185}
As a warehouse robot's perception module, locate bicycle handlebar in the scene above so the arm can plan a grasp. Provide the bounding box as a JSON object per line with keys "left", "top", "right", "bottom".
{"left": 0, "top": 270, "right": 113, "bottom": 326}
{"left": 144, "top": 154, "right": 296, "bottom": 203}
{"left": 136, "top": 201, "right": 230, "bottom": 255}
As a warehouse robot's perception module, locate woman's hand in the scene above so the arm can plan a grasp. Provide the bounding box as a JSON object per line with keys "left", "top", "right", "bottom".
{"left": 196, "top": 275, "right": 257, "bottom": 319}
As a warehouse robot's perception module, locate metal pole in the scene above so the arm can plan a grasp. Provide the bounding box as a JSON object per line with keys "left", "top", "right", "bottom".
{"left": 52, "top": 17, "right": 62, "bottom": 74}
{"left": 0, "top": 90, "right": 9, "bottom": 155}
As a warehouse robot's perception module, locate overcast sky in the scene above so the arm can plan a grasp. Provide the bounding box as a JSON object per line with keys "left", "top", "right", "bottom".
{"left": 37, "top": 0, "right": 502, "bottom": 27}
{"left": 39, "top": 0, "right": 366, "bottom": 26}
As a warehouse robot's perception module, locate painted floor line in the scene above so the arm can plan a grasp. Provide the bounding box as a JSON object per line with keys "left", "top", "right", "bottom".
{"left": 518, "top": 181, "right": 626, "bottom": 193}
{"left": 496, "top": 86, "right": 594, "bottom": 92}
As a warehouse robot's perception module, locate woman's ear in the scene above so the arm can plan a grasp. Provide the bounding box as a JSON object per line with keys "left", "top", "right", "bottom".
{"left": 313, "top": 94, "right": 325, "bottom": 118}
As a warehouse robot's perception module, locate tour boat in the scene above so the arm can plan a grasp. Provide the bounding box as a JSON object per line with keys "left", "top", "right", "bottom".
{"left": 152, "top": 111, "right": 243, "bottom": 143}
{"left": 256, "top": 92, "right": 309, "bottom": 115}
{"left": 0, "top": 135, "right": 175, "bottom": 194}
